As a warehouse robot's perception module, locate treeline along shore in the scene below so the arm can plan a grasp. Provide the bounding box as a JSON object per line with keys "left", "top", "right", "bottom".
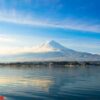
{"left": 0, "top": 61, "right": 100, "bottom": 66}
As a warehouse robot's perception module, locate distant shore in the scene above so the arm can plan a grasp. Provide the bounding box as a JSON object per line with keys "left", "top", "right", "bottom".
{"left": 0, "top": 61, "right": 100, "bottom": 66}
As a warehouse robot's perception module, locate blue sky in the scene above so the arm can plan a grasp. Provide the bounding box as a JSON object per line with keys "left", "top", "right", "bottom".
{"left": 0, "top": 0, "right": 100, "bottom": 54}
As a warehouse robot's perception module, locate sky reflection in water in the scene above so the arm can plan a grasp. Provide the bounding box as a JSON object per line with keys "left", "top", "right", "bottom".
{"left": 0, "top": 65, "right": 100, "bottom": 100}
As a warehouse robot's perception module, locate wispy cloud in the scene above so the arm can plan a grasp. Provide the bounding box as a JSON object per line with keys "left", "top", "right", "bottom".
{"left": 0, "top": 10, "right": 100, "bottom": 33}
{"left": 0, "top": 35, "right": 16, "bottom": 42}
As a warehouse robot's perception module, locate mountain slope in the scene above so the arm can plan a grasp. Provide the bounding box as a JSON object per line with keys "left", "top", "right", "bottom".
{"left": 0, "top": 40, "right": 100, "bottom": 62}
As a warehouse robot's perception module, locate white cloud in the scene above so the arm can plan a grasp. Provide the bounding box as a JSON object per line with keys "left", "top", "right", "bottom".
{"left": 0, "top": 10, "right": 100, "bottom": 33}
{"left": 0, "top": 35, "right": 16, "bottom": 42}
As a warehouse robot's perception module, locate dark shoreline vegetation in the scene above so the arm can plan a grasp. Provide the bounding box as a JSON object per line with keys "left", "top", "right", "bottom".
{"left": 0, "top": 61, "right": 100, "bottom": 66}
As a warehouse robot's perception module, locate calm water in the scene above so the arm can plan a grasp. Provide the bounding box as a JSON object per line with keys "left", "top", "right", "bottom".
{"left": 0, "top": 65, "right": 100, "bottom": 100}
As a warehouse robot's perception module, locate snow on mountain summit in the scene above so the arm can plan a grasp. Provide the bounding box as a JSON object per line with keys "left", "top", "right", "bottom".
{"left": 31, "top": 40, "right": 68, "bottom": 53}
{"left": 43, "top": 40, "right": 66, "bottom": 50}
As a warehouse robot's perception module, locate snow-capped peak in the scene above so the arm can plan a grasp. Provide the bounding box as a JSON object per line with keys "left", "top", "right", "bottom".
{"left": 0, "top": 40, "right": 100, "bottom": 62}
{"left": 41, "top": 40, "right": 66, "bottom": 50}
{"left": 31, "top": 40, "right": 67, "bottom": 53}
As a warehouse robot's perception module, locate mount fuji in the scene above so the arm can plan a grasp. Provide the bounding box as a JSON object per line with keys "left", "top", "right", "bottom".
{"left": 0, "top": 40, "right": 100, "bottom": 62}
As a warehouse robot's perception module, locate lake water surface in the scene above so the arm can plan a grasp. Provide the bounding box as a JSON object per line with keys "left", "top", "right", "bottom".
{"left": 0, "top": 65, "right": 100, "bottom": 100}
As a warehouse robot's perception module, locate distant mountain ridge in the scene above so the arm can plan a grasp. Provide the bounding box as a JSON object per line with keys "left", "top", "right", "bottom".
{"left": 0, "top": 40, "right": 100, "bottom": 62}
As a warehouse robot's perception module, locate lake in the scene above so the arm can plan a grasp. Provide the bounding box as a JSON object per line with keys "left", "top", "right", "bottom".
{"left": 0, "top": 65, "right": 100, "bottom": 100}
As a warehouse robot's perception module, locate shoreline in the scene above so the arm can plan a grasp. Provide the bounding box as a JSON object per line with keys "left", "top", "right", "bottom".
{"left": 0, "top": 61, "right": 100, "bottom": 66}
